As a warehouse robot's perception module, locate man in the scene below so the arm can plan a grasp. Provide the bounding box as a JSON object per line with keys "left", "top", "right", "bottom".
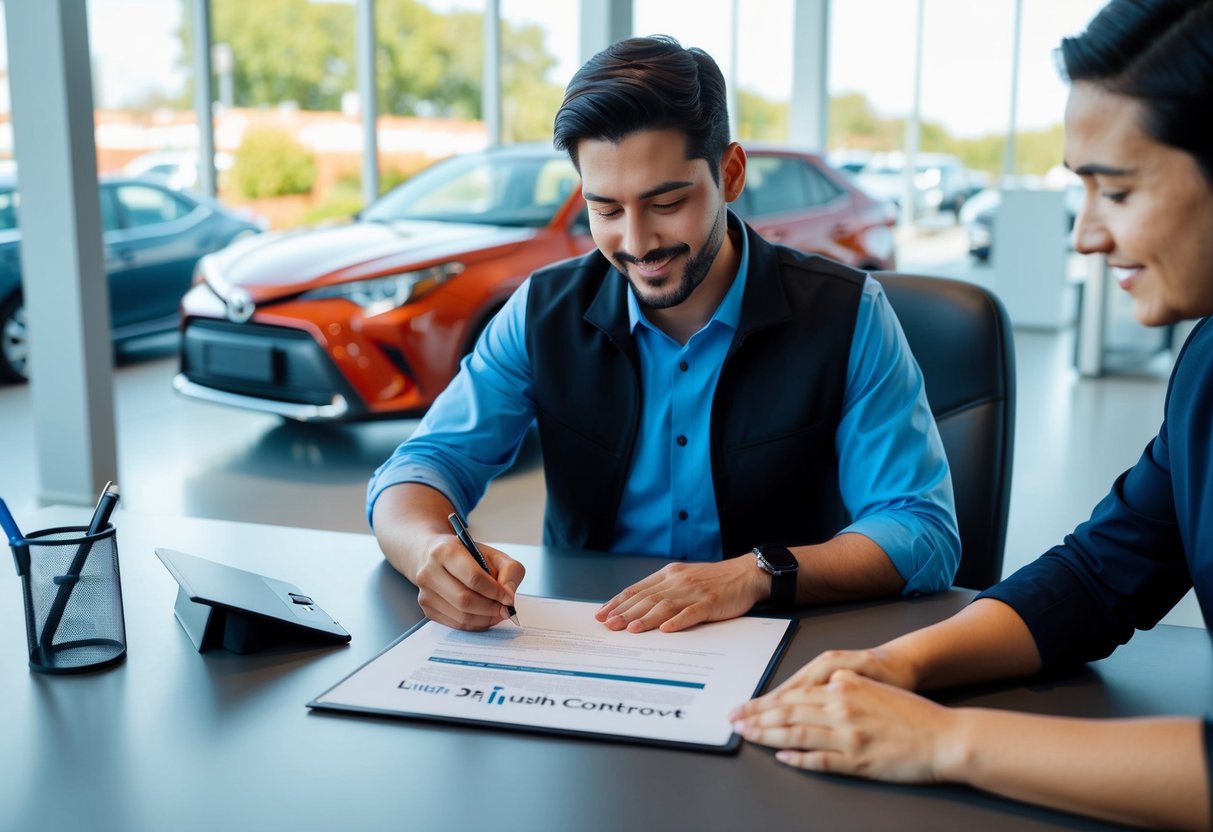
{"left": 368, "top": 36, "right": 959, "bottom": 633}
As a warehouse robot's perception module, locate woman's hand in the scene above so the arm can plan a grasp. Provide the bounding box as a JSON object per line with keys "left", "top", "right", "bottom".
{"left": 767, "top": 645, "right": 921, "bottom": 695}
{"left": 729, "top": 669, "right": 963, "bottom": 783}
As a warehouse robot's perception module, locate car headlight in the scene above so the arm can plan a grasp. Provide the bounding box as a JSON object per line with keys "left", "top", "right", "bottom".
{"left": 299, "top": 262, "right": 465, "bottom": 316}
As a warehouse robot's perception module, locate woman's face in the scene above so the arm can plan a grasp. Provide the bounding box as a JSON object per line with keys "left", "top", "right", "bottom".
{"left": 1065, "top": 81, "right": 1213, "bottom": 326}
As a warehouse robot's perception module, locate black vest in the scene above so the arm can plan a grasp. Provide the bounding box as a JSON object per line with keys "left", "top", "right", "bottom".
{"left": 525, "top": 222, "right": 864, "bottom": 558}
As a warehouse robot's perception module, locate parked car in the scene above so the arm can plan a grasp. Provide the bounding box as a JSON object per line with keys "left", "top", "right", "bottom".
{"left": 855, "top": 151, "right": 971, "bottom": 220}
{"left": 826, "top": 148, "right": 872, "bottom": 176}
{"left": 962, "top": 184, "right": 1084, "bottom": 261}
{"left": 175, "top": 143, "right": 898, "bottom": 422}
{"left": 0, "top": 172, "right": 263, "bottom": 382}
{"left": 123, "top": 150, "right": 236, "bottom": 193}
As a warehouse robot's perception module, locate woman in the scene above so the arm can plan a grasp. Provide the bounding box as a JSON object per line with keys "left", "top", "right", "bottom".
{"left": 729, "top": 1, "right": 1213, "bottom": 828}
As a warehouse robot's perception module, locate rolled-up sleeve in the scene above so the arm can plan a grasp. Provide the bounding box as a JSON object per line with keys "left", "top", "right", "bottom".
{"left": 366, "top": 279, "right": 537, "bottom": 526}
{"left": 978, "top": 425, "right": 1190, "bottom": 670}
{"left": 835, "top": 277, "right": 960, "bottom": 594}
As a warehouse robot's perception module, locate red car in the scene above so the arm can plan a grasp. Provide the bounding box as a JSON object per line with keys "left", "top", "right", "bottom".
{"left": 175, "top": 143, "right": 895, "bottom": 421}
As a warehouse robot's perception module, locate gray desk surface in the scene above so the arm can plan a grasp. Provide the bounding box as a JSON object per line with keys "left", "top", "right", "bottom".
{"left": 2, "top": 507, "right": 1209, "bottom": 832}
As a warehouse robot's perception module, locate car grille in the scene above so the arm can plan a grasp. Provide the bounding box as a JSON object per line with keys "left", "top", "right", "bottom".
{"left": 179, "top": 319, "right": 363, "bottom": 411}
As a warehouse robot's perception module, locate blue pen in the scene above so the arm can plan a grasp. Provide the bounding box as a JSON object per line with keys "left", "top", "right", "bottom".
{"left": 0, "top": 497, "right": 24, "bottom": 545}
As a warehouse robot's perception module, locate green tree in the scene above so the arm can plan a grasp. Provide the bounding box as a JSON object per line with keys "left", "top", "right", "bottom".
{"left": 828, "top": 92, "right": 881, "bottom": 147}
{"left": 737, "top": 90, "right": 789, "bottom": 142}
{"left": 230, "top": 128, "right": 316, "bottom": 198}
{"left": 175, "top": 0, "right": 565, "bottom": 137}
{"left": 826, "top": 90, "right": 1066, "bottom": 177}
{"left": 175, "top": 0, "right": 355, "bottom": 111}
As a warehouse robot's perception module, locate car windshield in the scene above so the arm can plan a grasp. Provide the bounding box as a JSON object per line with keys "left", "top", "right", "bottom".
{"left": 363, "top": 152, "right": 580, "bottom": 228}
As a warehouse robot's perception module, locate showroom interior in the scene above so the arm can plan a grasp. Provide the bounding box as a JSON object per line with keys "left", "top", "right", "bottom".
{"left": 0, "top": 0, "right": 1200, "bottom": 627}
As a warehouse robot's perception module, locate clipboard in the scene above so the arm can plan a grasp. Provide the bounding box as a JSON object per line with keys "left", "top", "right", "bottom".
{"left": 308, "top": 596, "right": 797, "bottom": 754}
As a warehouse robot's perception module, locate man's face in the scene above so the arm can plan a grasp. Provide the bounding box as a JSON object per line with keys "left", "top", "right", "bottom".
{"left": 577, "top": 129, "right": 738, "bottom": 310}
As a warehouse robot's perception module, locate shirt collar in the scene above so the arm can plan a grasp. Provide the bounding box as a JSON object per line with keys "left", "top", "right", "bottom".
{"left": 626, "top": 209, "right": 749, "bottom": 337}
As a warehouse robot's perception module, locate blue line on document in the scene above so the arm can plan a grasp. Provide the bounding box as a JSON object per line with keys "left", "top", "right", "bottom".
{"left": 428, "top": 657, "right": 706, "bottom": 689}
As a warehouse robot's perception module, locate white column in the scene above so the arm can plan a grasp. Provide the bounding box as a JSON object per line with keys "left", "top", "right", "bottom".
{"left": 728, "top": 0, "right": 740, "bottom": 139}
{"left": 6, "top": 0, "right": 118, "bottom": 505}
{"left": 483, "top": 0, "right": 502, "bottom": 146}
{"left": 357, "top": 0, "right": 380, "bottom": 203}
{"left": 790, "top": 0, "right": 830, "bottom": 150}
{"left": 191, "top": 0, "right": 217, "bottom": 199}
{"left": 1003, "top": 0, "right": 1024, "bottom": 181}
{"left": 579, "top": 0, "right": 633, "bottom": 64}
{"left": 1076, "top": 255, "right": 1108, "bottom": 376}
{"left": 902, "top": 0, "right": 925, "bottom": 225}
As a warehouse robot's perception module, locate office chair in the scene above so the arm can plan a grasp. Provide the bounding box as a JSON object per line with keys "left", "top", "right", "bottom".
{"left": 878, "top": 273, "right": 1016, "bottom": 590}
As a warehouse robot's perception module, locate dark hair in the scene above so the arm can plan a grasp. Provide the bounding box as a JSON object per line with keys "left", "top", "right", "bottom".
{"left": 553, "top": 36, "right": 731, "bottom": 183}
{"left": 1060, "top": 0, "right": 1213, "bottom": 182}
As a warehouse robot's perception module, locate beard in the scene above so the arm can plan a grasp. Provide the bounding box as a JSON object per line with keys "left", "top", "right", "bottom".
{"left": 613, "top": 208, "right": 728, "bottom": 311}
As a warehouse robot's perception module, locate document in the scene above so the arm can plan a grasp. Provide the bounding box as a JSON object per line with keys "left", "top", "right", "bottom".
{"left": 310, "top": 596, "right": 796, "bottom": 751}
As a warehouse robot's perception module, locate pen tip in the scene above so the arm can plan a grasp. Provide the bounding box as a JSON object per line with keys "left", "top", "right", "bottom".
{"left": 509, "top": 613, "right": 520, "bottom": 626}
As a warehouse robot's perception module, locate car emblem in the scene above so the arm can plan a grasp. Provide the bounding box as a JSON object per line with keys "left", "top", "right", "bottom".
{"left": 225, "top": 288, "right": 255, "bottom": 323}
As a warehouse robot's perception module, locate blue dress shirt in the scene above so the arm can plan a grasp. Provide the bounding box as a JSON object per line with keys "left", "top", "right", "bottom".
{"left": 368, "top": 222, "right": 959, "bottom": 595}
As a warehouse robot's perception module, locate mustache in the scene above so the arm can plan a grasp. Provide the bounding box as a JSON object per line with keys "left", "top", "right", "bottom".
{"left": 614, "top": 244, "right": 690, "bottom": 266}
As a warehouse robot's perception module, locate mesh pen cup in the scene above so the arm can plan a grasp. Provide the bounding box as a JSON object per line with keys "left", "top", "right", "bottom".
{"left": 10, "top": 524, "right": 127, "bottom": 673}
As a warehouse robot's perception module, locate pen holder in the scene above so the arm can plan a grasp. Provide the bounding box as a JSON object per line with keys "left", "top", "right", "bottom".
{"left": 10, "top": 524, "right": 127, "bottom": 673}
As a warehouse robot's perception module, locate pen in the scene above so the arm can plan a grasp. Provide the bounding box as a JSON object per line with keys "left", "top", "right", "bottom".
{"left": 0, "top": 497, "right": 24, "bottom": 545}
{"left": 87, "top": 481, "right": 121, "bottom": 534}
{"left": 448, "top": 512, "right": 519, "bottom": 626}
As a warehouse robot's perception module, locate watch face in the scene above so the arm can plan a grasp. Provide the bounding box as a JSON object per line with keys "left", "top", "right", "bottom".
{"left": 754, "top": 545, "right": 797, "bottom": 575}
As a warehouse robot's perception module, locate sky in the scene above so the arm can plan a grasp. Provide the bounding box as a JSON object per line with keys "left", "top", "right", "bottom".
{"left": 0, "top": 0, "right": 1107, "bottom": 140}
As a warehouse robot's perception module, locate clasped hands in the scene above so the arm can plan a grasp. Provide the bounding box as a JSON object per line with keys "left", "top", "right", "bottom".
{"left": 727, "top": 647, "right": 964, "bottom": 785}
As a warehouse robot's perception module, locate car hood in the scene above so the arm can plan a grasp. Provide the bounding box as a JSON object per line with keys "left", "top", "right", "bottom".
{"left": 206, "top": 218, "right": 535, "bottom": 296}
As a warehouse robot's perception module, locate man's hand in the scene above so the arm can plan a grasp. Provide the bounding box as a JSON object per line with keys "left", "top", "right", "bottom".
{"left": 413, "top": 535, "right": 525, "bottom": 631}
{"left": 594, "top": 556, "right": 769, "bottom": 633}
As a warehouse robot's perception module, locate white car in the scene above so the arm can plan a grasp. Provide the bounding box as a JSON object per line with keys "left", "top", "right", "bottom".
{"left": 123, "top": 151, "right": 235, "bottom": 193}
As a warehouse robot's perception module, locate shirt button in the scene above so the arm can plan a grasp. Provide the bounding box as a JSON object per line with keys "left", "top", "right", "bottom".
{"left": 676, "top": 434, "right": 688, "bottom": 447}
{"left": 678, "top": 361, "right": 689, "bottom": 372}
{"left": 678, "top": 510, "right": 689, "bottom": 521}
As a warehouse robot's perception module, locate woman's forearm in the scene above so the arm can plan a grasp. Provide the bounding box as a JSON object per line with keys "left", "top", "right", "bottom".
{"left": 941, "top": 710, "right": 1208, "bottom": 830}
{"left": 890, "top": 598, "right": 1043, "bottom": 690}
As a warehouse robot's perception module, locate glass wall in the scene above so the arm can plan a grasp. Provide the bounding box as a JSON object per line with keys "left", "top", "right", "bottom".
{"left": 827, "top": 0, "right": 1106, "bottom": 179}
{"left": 500, "top": 0, "right": 578, "bottom": 143}
{"left": 635, "top": 0, "right": 795, "bottom": 142}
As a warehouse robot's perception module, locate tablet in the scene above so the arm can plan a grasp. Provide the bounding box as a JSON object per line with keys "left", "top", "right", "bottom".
{"left": 155, "top": 547, "right": 351, "bottom": 653}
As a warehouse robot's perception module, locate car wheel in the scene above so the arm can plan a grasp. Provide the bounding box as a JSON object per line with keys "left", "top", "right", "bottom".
{"left": 0, "top": 294, "right": 28, "bottom": 383}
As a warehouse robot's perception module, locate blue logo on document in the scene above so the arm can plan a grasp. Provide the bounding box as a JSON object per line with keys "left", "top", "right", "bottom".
{"left": 452, "top": 683, "right": 556, "bottom": 708}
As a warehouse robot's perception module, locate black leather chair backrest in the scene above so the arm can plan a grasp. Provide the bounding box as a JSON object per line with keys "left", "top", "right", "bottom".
{"left": 877, "top": 273, "right": 1016, "bottom": 590}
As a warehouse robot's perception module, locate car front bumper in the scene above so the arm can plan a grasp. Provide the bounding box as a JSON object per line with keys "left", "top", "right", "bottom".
{"left": 176, "top": 318, "right": 364, "bottom": 421}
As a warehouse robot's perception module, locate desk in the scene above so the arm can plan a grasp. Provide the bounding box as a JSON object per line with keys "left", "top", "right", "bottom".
{"left": 2, "top": 507, "right": 1209, "bottom": 832}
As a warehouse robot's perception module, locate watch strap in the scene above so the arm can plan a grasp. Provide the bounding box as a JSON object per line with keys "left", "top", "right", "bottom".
{"left": 754, "top": 545, "right": 798, "bottom": 609}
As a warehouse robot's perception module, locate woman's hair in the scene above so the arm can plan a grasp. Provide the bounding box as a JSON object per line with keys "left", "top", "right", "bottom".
{"left": 1060, "top": 0, "right": 1213, "bottom": 182}
{"left": 552, "top": 36, "right": 731, "bottom": 183}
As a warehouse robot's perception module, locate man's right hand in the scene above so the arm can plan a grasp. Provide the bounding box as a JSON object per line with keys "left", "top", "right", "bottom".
{"left": 413, "top": 535, "right": 525, "bottom": 630}
{"left": 372, "top": 484, "right": 525, "bottom": 631}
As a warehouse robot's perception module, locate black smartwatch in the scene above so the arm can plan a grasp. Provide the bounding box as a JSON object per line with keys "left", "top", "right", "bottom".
{"left": 752, "top": 545, "right": 799, "bottom": 609}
